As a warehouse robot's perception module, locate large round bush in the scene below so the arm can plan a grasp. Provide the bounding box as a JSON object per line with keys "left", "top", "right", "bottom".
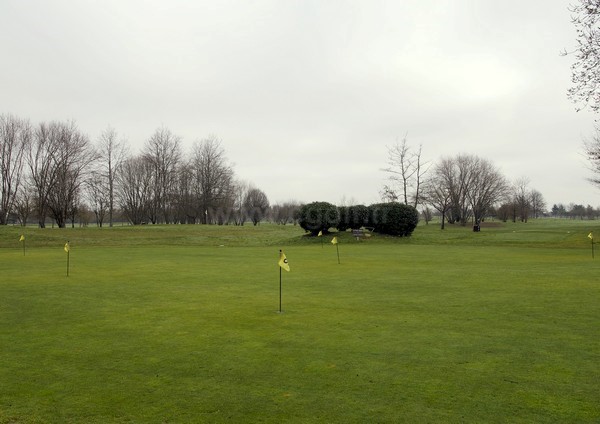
{"left": 299, "top": 201, "right": 339, "bottom": 235}
{"left": 368, "top": 202, "right": 419, "bottom": 236}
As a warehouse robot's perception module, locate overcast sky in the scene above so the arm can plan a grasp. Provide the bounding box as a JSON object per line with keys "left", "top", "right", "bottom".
{"left": 1, "top": 0, "right": 598, "bottom": 208}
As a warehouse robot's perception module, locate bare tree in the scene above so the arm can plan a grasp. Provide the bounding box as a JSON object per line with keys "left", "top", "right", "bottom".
{"left": 380, "top": 185, "right": 399, "bottom": 203}
{"left": 27, "top": 123, "right": 54, "bottom": 227}
{"left": 27, "top": 121, "right": 96, "bottom": 228}
{"left": 271, "top": 204, "right": 285, "bottom": 225}
{"left": 566, "top": 0, "right": 600, "bottom": 112}
{"left": 381, "top": 136, "right": 427, "bottom": 207}
{"left": 434, "top": 155, "right": 475, "bottom": 226}
{"left": 96, "top": 127, "right": 129, "bottom": 227}
{"left": 48, "top": 122, "right": 97, "bottom": 228}
{"left": 568, "top": 203, "right": 587, "bottom": 219}
{"left": 583, "top": 127, "right": 600, "bottom": 190}
{"left": 13, "top": 185, "right": 33, "bottom": 226}
{"left": 512, "top": 177, "right": 531, "bottom": 223}
{"left": 468, "top": 157, "right": 509, "bottom": 227}
{"left": 271, "top": 201, "right": 302, "bottom": 225}
{"left": 143, "top": 127, "right": 182, "bottom": 224}
{"left": 381, "top": 137, "right": 427, "bottom": 206}
{"left": 586, "top": 204, "right": 597, "bottom": 219}
{"left": 189, "top": 136, "right": 234, "bottom": 224}
{"left": 426, "top": 154, "right": 508, "bottom": 228}
{"left": 0, "top": 114, "right": 31, "bottom": 224}
{"left": 423, "top": 165, "right": 452, "bottom": 230}
{"left": 244, "top": 186, "right": 270, "bottom": 226}
{"left": 85, "top": 170, "right": 109, "bottom": 227}
{"left": 117, "top": 155, "right": 153, "bottom": 225}
{"left": 496, "top": 203, "right": 513, "bottom": 222}
{"left": 218, "top": 183, "right": 236, "bottom": 225}
{"left": 530, "top": 189, "right": 547, "bottom": 218}
{"left": 232, "top": 179, "right": 250, "bottom": 225}
{"left": 76, "top": 202, "right": 93, "bottom": 227}
{"left": 453, "top": 155, "right": 480, "bottom": 225}
{"left": 172, "top": 161, "right": 198, "bottom": 224}
{"left": 506, "top": 183, "right": 546, "bottom": 221}
{"left": 67, "top": 192, "right": 84, "bottom": 228}
{"left": 421, "top": 206, "right": 433, "bottom": 225}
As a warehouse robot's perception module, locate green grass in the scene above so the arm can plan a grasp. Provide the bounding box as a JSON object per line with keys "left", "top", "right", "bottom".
{"left": 1, "top": 220, "right": 599, "bottom": 422}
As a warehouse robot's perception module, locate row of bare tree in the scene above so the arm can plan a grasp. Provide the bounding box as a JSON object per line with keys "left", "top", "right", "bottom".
{"left": 382, "top": 138, "right": 547, "bottom": 229}
{"left": 550, "top": 203, "right": 600, "bottom": 219}
{"left": 0, "top": 114, "right": 273, "bottom": 227}
{"left": 2, "top": 114, "right": 550, "bottom": 229}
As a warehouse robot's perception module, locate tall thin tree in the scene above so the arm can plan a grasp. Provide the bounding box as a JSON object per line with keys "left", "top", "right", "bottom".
{"left": 97, "top": 127, "right": 129, "bottom": 227}
{"left": 0, "top": 114, "right": 30, "bottom": 224}
{"left": 381, "top": 136, "right": 427, "bottom": 208}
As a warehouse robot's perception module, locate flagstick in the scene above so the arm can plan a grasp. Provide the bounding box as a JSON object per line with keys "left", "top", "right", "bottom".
{"left": 592, "top": 237, "right": 595, "bottom": 259}
{"left": 336, "top": 243, "right": 340, "bottom": 264}
{"left": 22, "top": 240, "right": 25, "bottom": 256}
{"left": 277, "top": 249, "right": 289, "bottom": 313}
{"left": 66, "top": 242, "right": 70, "bottom": 277}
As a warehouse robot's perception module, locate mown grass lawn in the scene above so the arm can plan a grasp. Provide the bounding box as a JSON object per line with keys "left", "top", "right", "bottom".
{"left": 0, "top": 220, "right": 599, "bottom": 423}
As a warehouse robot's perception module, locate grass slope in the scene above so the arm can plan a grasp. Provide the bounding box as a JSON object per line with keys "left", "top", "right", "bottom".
{"left": 1, "top": 220, "right": 599, "bottom": 422}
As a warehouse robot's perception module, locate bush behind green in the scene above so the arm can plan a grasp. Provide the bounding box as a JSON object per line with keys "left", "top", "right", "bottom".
{"left": 298, "top": 201, "right": 339, "bottom": 235}
{"left": 368, "top": 202, "right": 419, "bottom": 236}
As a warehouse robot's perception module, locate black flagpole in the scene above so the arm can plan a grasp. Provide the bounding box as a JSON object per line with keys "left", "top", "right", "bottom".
{"left": 279, "top": 266, "right": 282, "bottom": 313}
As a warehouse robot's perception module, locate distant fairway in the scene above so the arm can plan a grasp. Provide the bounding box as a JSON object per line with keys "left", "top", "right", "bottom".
{"left": 1, "top": 221, "right": 599, "bottom": 423}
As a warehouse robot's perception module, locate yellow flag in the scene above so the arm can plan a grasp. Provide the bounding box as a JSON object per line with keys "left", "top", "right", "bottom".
{"left": 278, "top": 250, "right": 290, "bottom": 272}
{"left": 331, "top": 237, "right": 338, "bottom": 245}
{"left": 588, "top": 232, "right": 593, "bottom": 240}
{"left": 19, "top": 234, "right": 25, "bottom": 242}
{"left": 64, "top": 242, "right": 70, "bottom": 253}
{"left": 317, "top": 230, "right": 323, "bottom": 237}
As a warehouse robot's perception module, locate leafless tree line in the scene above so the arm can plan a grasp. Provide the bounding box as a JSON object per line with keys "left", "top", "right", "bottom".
{"left": 494, "top": 177, "right": 546, "bottom": 223}
{"left": 382, "top": 139, "right": 547, "bottom": 229}
{"left": 115, "top": 130, "right": 274, "bottom": 226}
{"left": 551, "top": 202, "right": 600, "bottom": 219}
{"left": 0, "top": 114, "right": 285, "bottom": 227}
{"left": 420, "top": 154, "right": 512, "bottom": 229}
{"left": 4, "top": 113, "right": 551, "bottom": 229}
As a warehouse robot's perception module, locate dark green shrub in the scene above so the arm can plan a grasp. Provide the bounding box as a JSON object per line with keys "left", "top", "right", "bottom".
{"left": 368, "top": 202, "right": 419, "bottom": 236}
{"left": 299, "top": 201, "right": 340, "bottom": 235}
{"left": 348, "top": 205, "right": 369, "bottom": 229}
{"left": 336, "top": 206, "right": 349, "bottom": 231}
{"left": 336, "top": 204, "right": 369, "bottom": 231}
